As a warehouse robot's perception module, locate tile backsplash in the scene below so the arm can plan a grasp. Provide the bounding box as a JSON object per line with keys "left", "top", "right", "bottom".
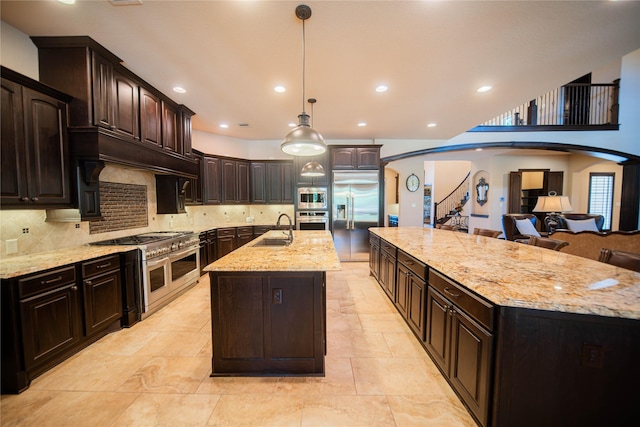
{"left": 0, "top": 163, "right": 294, "bottom": 257}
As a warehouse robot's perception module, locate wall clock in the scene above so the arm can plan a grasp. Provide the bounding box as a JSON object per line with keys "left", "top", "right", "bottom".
{"left": 406, "top": 174, "right": 420, "bottom": 192}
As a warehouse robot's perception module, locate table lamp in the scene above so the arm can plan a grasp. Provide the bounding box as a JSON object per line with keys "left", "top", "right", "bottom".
{"left": 533, "top": 191, "right": 573, "bottom": 232}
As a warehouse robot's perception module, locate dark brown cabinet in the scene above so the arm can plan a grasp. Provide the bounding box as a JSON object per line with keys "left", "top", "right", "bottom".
{"left": 508, "top": 170, "right": 564, "bottom": 214}
{"left": 112, "top": 69, "right": 140, "bottom": 140}
{"left": 379, "top": 239, "right": 397, "bottom": 301}
{"left": 216, "top": 228, "right": 237, "bottom": 259}
{"left": 140, "top": 87, "right": 162, "bottom": 147}
{"left": 203, "top": 156, "right": 222, "bottom": 204}
{"left": 331, "top": 146, "right": 380, "bottom": 170}
{"left": 185, "top": 152, "right": 202, "bottom": 205}
{"left": 369, "top": 233, "right": 381, "bottom": 280}
{"left": 251, "top": 161, "right": 294, "bottom": 204}
{"left": 236, "top": 226, "right": 254, "bottom": 248}
{"left": 162, "top": 100, "right": 179, "bottom": 153}
{"left": 81, "top": 255, "right": 122, "bottom": 337}
{"left": 250, "top": 162, "right": 267, "bottom": 203}
{"left": 222, "top": 159, "right": 250, "bottom": 204}
{"left": 425, "top": 270, "right": 493, "bottom": 427}
{"left": 396, "top": 250, "right": 427, "bottom": 340}
{"left": 1, "top": 67, "right": 72, "bottom": 208}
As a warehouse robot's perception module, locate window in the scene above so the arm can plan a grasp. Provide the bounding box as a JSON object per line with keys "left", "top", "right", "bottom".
{"left": 588, "top": 173, "right": 614, "bottom": 230}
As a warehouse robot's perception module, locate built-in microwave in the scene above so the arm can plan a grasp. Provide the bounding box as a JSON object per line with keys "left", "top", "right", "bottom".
{"left": 297, "top": 187, "right": 328, "bottom": 209}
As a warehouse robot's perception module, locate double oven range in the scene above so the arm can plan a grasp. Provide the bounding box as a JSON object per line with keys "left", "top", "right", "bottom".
{"left": 92, "top": 231, "right": 200, "bottom": 319}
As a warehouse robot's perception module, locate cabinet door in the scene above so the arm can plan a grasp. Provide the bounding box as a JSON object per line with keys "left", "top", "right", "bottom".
{"left": 140, "top": 88, "right": 162, "bottom": 147}
{"left": 112, "top": 70, "right": 139, "bottom": 139}
{"left": 1, "top": 78, "right": 27, "bottom": 204}
{"left": 162, "top": 100, "right": 179, "bottom": 153}
{"left": 251, "top": 162, "right": 267, "bottom": 204}
{"left": 203, "top": 157, "right": 221, "bottom": 204}
{"left": 22, "top": 87, "right": 70, "bottom": 206}
{"left": 508, "top": 172, "right": 522, "bottom": 213}
{"left": 449, "top": 309, "right": 492, "bottom": 426}
{"left": 83, "top": 270, "right": 122, "bottom": 337}
{"left": 369, "top": 242, "right": 380, "bottom": 280}
{"left": 221, "top": 159, "right": 237, "bottom": 203}
{"left": 379, "top": 251, "right": 396, "bottom": 301}
{"left": 395, "top": 263, "right": 410, "bottom": 319}
{"left": 91, "top": 52, "right": 113, "bottom": 128}
{"left": 331, "top": 147, "right": 356, "bottom": 169}
{"left": 185, "top": 154, "right": 202, "bottom": 205}
{"left": 20, "top": 284, "right": 81, "bottom": 371}
{"left": 280, "top": 162, "right": 294, "bottom": 203}
{"left": 217, "top": 235, "right": 236, "bottom": 259}
{"left": 425, "top": 287, "right": 450, "bottom": 374}
{"left": 407, "top": 274, "right": 426, "bottom": 340}
{"left": 356, "top": 147, "right": 380, "bottom": 169}
{"left": 236, "top": 161, "right": 251, "bottom": 203}
{"left": 179, "top": 106, "right": 193, "bottom": 157}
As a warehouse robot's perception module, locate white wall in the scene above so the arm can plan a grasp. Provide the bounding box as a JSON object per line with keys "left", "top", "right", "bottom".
{"left": 0, "top": 21, "right": 39, "bottom": 79}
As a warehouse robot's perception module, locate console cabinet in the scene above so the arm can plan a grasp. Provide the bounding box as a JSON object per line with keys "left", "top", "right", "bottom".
{"left": 1, "top": 67, "right": 72, "bottom": 209}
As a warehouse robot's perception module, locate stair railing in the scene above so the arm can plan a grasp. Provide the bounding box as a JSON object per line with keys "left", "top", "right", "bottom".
{"left": 433, "top": 172, "right": 470, "bottom": 225}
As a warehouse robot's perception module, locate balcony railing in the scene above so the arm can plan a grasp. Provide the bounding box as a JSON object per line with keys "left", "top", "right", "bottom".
{"left": 471, "top": 80, "right": 619, "bottom": 132}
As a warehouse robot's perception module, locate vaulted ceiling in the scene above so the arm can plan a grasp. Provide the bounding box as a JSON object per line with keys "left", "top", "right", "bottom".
{"left": 2, "top": 0, "right": 639, "bottom": 143}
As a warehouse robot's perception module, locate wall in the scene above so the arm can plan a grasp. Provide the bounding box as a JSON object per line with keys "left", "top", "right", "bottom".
{"left": 0, "top": 21, "right": 38, "bottom": 79}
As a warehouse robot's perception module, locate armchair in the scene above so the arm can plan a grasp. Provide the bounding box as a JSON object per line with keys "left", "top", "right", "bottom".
{"left": 502, "top": 214, "right": 540, "bottom": 241}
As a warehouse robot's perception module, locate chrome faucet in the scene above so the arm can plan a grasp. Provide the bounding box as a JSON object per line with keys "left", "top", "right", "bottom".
{"left": 276, "top": 213, "right": 294, "bottom": 243}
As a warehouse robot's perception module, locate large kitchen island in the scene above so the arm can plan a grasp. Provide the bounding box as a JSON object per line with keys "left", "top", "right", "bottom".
{"left": 369, "top": 227, "right": 639, "bottom": 427}
{"left": 204, "top": 230, "right": 341, "bottom": 376}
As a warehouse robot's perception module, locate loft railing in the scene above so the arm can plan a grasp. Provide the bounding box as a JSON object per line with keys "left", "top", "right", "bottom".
{"left": 433, "top": 172, "right": 470, "bottom": 226}
{"left": 472, "top": 80, "right": 619, "bottom": 131}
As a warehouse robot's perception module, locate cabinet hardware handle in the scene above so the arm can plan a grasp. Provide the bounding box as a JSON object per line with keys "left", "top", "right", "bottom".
{"left": 20, "top": 197, "right": 29, "bottom": 202}
{"left": 31, "top": 197, "right": 39, "bottom": 202}
{"left": 85, "top": 280, "right": 92, "bottom": 285}
{"left": 96, "top": 263, "right": 111, "bottom": 269}
{"left": 443, "top": 287, "right": 460, "bottom": 298}
{"left": 405, "top": 261, "right": 414, "bottom": 265}
{"left": 41, "top": 276, "right": 63, "bottom": 285}
{"left": 71, "top": 285, "right": 78, "bottom": 291}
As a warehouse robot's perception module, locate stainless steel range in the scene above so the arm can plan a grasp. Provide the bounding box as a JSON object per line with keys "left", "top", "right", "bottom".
{"left": 92, "top": 231, "right": 200, "bottom": 319}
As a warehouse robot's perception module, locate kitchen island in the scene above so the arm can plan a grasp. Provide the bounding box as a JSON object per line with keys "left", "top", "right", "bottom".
{"left": 369, "top": 227, "right": 639, "bottom": 427}
{"left": 204, "top": 230, "right": 341, "bottom": 376}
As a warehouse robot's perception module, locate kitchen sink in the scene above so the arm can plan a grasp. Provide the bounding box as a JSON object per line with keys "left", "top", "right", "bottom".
{"left": 251, "top": 237, "right": 292, "bottom": 247}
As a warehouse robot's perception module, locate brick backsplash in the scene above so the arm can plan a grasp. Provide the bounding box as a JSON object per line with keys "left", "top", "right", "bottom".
{"left": 89, "top": 182, "right": 148, "bottom": 234}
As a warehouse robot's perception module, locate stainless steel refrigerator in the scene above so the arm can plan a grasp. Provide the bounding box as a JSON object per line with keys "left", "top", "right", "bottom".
{"left": 332, "top": 171, "right": 380, "bottom": 261}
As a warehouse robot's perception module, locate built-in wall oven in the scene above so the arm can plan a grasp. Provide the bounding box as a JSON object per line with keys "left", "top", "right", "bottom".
{"left": 296, "top": 210, "right": 329, "bottom": 230}
{"left": 297, "top": 187, "right": 328, "bottom": 210}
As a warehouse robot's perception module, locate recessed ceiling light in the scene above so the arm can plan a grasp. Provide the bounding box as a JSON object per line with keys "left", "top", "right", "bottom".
{"left": 219, "top": 124, "right": 229, "bottom": 129}
{"left": 57, "top": 0, "right": 76, "bottom": 4}
{"left": 427, "top": 123, "right": 437, "bottom": 128}
{"left": 375, "top": 85, "right": 388, "bottom": 93}
{"left": 477, "top": 85, "right": 492, "bottom": 93}
{"left": 288, "top": 122, "right": 297, "bottom": 128}
{"left": 358, "top": 122, "right": 367, "bottom": 127}
{"left": 274, "top": 85, "right": 286, "bottom": 93}
{"left": 475, "top": 148, "right": 483, "bottom": 151}
{"left": 173, "top": 86, "right": 186, "bottom": 94}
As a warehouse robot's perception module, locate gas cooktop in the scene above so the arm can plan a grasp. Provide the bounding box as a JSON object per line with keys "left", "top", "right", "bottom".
{"left": 91, "top": 231, "right": 194, "bottom": 246}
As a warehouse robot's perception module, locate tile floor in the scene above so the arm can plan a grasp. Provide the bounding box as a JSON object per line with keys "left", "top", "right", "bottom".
{"left": 0, "top": 262, "right": 476, "bottom": 427}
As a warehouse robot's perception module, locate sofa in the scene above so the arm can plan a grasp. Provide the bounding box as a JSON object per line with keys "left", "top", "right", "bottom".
{"left": 556, "top": 214, "right": 605, "bottom": 232}
{"left": 550, "top": 229, "right": 640, "bottom": 260}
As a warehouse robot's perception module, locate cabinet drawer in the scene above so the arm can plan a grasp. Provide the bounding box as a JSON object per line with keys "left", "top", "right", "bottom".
{"left": 398, "top": 250, "right": 426, "bottom": 278}
{"left": 217, "top": 227, "right": 235, "bottom": 237}
{"left": 381, "top": 239, "right": 396, "bottom": 257}
{"left": 82, "top": 255, "right": 120, "bottom": 278}
{"left": 207, "top": 229, "right": 217, "bottom": 239}
{"left": 429, "top": 270, "right": 494, "bottom": 331}
{"left": 369, "top": 233, "right": 380, "bottom": 246}
{"left": 19, "top": 266, "right": 76, "bottom": 299}
{"left": 236, "top": 226, "right": 253, "bottom": 236}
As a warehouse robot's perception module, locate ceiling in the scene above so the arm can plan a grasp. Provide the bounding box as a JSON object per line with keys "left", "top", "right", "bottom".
{"left": 2, "top": 0, "right": 639, "bottom": 144}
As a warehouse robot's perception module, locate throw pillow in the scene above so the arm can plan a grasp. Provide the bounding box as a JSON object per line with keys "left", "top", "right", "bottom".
{"left": 515, "top": 218, "right": 541, "bottom": 237}
{"left": 565, "top": 218, "right": 599, "bottom": 232}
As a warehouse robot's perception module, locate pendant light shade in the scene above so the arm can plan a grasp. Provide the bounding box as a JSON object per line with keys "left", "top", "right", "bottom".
{"left": 300, "top": 160, "right": 325, "bottom": 177}
{"left": 281, "top": 5, "right": 327, "bottom": 157}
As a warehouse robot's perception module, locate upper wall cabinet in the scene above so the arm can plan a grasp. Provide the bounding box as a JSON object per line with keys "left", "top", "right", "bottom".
{"left": 31, "top": 36, "right": 197, "bottom": 178}
{"left": 294, "top": 152, "right": 329, "bottom": 186}
{"left": 331, "top": 146, "right": 381, "bottom": 170}
{"left": 1, "top": 67, "right": 72, "bottom": 209}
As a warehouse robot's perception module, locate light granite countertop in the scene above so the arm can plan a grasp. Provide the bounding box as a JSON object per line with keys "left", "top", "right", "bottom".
{"left": 370, "top": 227, "right": 640, "bottom": 320}
{"left": 0, "top": 246, "right": 137, "bottom": 279}
{"left": 204, "top": 230, "right": 342, "bottom": 272}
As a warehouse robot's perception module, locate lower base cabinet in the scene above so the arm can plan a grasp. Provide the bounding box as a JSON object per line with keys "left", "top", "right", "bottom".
{"left": 1, "top": 254, "right": 126, "bottom": 394}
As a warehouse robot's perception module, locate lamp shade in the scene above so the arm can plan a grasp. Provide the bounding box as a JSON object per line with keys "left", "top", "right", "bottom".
{"left": 281, "top": 114, "right": 327, "bottom": 156}
{"left": 300, "top": 161, "right": 325, "bottom": 177}
{"left": 533, "top": 195, "right": 573, "bottom": 213}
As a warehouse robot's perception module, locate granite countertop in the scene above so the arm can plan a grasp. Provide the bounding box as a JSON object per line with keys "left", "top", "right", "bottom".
{"left": 204, "top": 230, "right": 342, "bottom": 272}
{"left": 0, "top": 246, "right": 137, "bottom": 279}
{"left": 370, "top": 227, "right": 640, "bottom": 320}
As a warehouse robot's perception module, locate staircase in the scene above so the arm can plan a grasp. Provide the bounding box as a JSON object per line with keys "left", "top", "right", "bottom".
{"left": 433, "top": 172, "right": 470, "bottom": 228}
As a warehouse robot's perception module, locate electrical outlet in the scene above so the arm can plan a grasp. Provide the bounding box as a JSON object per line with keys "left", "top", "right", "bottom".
{"left": 6, "top": 239, "right": 18, "bottom": 254}
{"left": 22, "top": 228, "right": 29, "bottom": 233}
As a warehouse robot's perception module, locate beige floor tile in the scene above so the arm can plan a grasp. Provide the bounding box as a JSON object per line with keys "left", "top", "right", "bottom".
{"left": 301, "top": 395, "right": 395, "bottom": 427}
{"left": 206, "top": 394, "right": 304, "bottom": 426}
{"left": 327, "top": 330, "right": 392, "bottom": 358}
{"left": 114, "top": 393, "right": 221, "bottom": 427}
{"left": 196, "top": 376, "right": 279, "bottom": 395}
{"left": 382, "top": 330, "right": 430, "bottom": 358}
{"left": 117, "top": 356, "right": 211, "bottom": 394}
{"left": 274, "top": 356, "right": 356, "bottom": 395}
{"left": 387, "top": 395, "right": 477, "bottom": 427}
{"left": 359, "top": 312, "right": 411, "bottom": 333}
{"left": 351, "top": 357, "right": 435, "bottom": 396}
{"left": 135, "top": 331, "right": 210, "bottom": 356}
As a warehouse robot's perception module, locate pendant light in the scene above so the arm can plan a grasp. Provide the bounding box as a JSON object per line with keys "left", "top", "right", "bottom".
{"left": 281, "top": 4, "right": 327, "bottom": 156}
{"left": 300, "top": 98, "right": 326, "bottom": 176}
